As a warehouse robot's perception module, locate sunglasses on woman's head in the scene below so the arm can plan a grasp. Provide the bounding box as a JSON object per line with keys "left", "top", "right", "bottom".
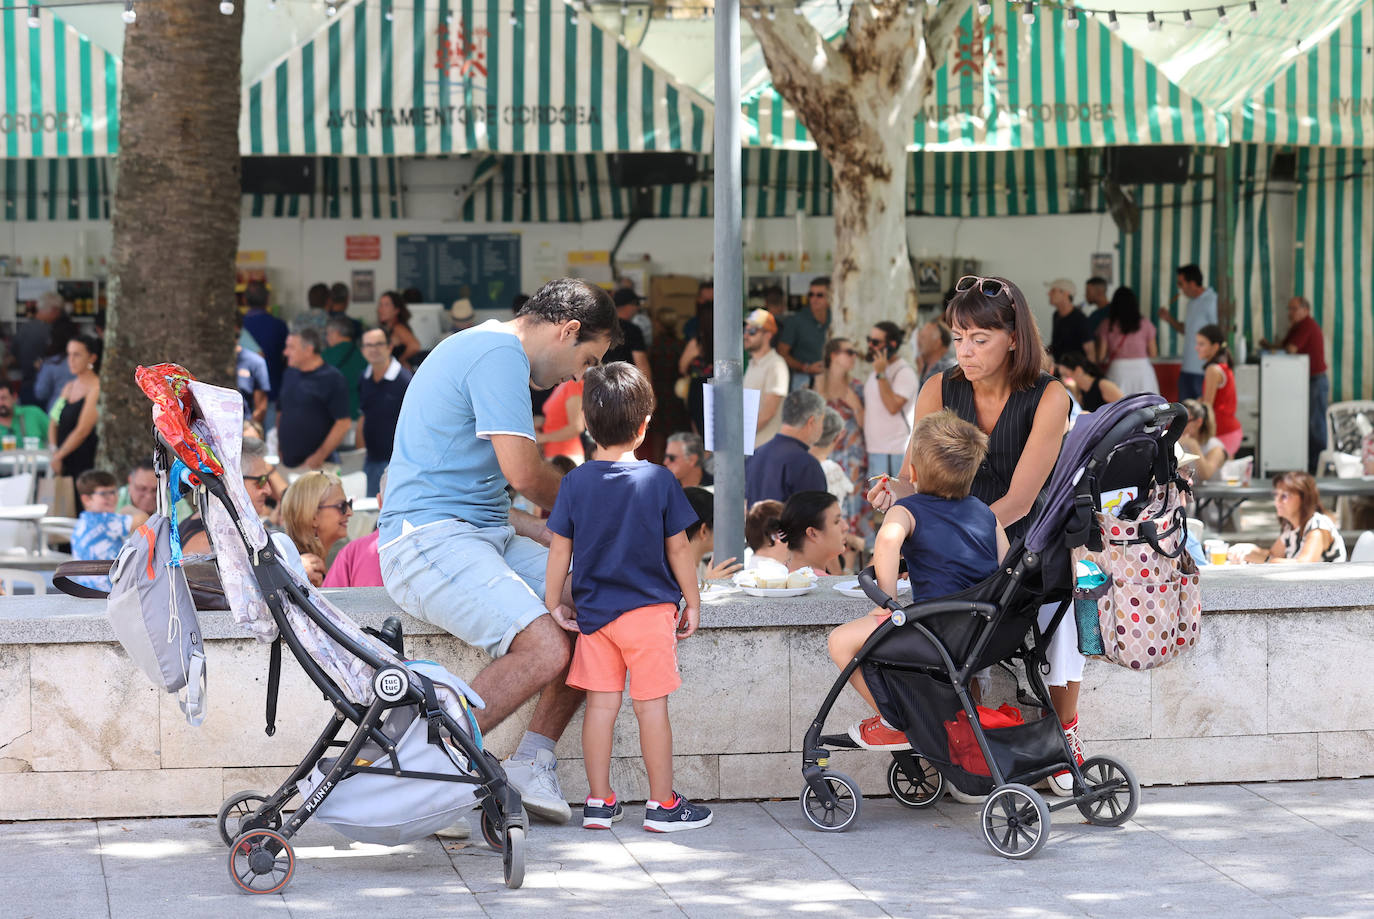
{"left": 955, "top": 275, "right": 1013, "bottom": 302}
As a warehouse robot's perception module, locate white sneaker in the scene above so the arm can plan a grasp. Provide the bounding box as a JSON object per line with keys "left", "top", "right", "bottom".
{"left": 502, "top": 748, "right": 572, "bottom": 824}
{"left": 434, "top": 817, "right": 471, "bottom": 839}
{"left": 1048, "top": 716, "right": 1085, "bottom": 798}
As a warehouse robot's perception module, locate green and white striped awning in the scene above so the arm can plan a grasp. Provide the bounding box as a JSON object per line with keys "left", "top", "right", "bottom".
{"left": 241, "top": 156, "right": 403, "bottom": 219}
{"left": 0, "top": 10, "right": 121, "bottom": 159}
{"left": 743, "top": 1, "right": 1227, "bottom": 151}
{"left": 1231, "top": 4, "right": 1373, "bottom": 145}
{"left": 1, "top": 157, "right": 111, "bottom": 220}
{"left": 240, "top": 0, "right": 713, "bottom": 157}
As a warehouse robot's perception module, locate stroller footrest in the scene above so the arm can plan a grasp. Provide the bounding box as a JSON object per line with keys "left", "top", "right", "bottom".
{"left": 818, "top": 732, "right": 860, "bottom": 750}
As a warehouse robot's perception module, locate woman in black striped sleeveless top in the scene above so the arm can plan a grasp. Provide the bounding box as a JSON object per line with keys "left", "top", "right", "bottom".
{"left": 869, "top": 276, "right": 1084, "bottom": 797}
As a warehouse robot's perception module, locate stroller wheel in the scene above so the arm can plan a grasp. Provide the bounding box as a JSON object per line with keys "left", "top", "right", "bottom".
{"left": 887, "top": 755, "right": 944, "bottom": 808}
{"left": 502, "top": 825, "right": 526, "bottom": 889}
{"left": 799, "top": 772, "right": 862, "bottom": 832}
{"left": 1075, "top": 755, "right": 1140, "bottom": 827}
{"left": 980, "top": 784, "right": 1050, "bottom": 859}
{"left": 480, "top": 808, "right": 505, "bottom": 851}
{"left": 228, "top": 828, "right": 295, "bottom": 895}
{"left": 217, "top": 791, "right": 277, "bottom": 847}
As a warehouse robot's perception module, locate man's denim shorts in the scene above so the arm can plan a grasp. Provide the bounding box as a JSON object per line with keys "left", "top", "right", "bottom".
{"left": 380, "top": 518, "right": 550, "bottom": 658}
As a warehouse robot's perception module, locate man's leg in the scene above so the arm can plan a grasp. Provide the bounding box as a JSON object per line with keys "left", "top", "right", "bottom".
{"left": 1309, "top": 375, "right": 1329, "bottom": 474}
{"left": 468, "top": 614, "right": 573, "bottom": 733}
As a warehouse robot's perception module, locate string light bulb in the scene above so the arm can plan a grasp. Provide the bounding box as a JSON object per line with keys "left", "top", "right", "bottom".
{"left": 325, "top": 2, "right": 337, "bottom": 16}
{"left": 219, "top": 0, "right": 233, "bottom": 14}
{"left": 977, "top": 1, "right": 991, "bottom": 16}
{"left": 569, "top": 6, "right": 578, "bottom": 23}
{"left": 122, "top": 0, "right": 135, "bottom": 22}
{"left": 509, "top": 8, "right": 519, "bottom": 24}
{"left": 1066, "top": 7, "right": 1079, "bottom": 29}
{"left": 1021, "top": 1, "right": 1034, "bottom": 23}
{"left": 1216, "top": 5, "right": 1228, "bottom": 25}
{"left": 1146, "top": 10, "right": 1160, "bottom": 30}
{"left": 1279, "top": 0, "right": 1288, "bottom": 9}
{"left": 1107, "top": 9, "right": 1120, "bottom": 30}
{"left": 767, "top": 5, "right": 776, "bottom": 19}
{"left": 26, "top": 3, "right": 38, "bottom": 27}
{"left": 619, "top": 0, "right": 627, "bottom": 15}
{"left": 750, "top": 4, "right": 760, "bottom": 16}
{"left": 906, "top": 0, "right": 915, "bottom": 14}
{"left": 1224, "top": 29, "right": 1233, "bottom": 44}
{"left": 1248, "top": 0, "right": 1258, "bottom": 18}
{"left": 383, "top": 5, "right": 392, "bottom": 19}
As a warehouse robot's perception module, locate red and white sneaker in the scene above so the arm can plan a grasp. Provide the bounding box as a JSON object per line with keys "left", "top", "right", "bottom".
{"left": 847, "top": 716, "right": 912, "bottom": 751}
{"left": 1048, "top": 715, "right": 1085, "bottom": 797}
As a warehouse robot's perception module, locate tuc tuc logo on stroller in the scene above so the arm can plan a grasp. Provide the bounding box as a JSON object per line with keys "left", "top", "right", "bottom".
{"left": 67, "top": 365, "right": 531, "bottom": 893}
{"left": 800, "top": 396, "right": 1197, "bottom": 859}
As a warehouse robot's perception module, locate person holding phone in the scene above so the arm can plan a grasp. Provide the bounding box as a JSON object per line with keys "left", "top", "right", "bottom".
{"left": 862, "top": 321, "right": 920, "bottom": 481}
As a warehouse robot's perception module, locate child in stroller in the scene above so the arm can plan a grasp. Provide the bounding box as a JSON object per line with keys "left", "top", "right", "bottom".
{"left": 827, "top": 410, "right": 1008, "bottom": 751}
{"left": 802, "top": 395, "right": 1181, "bottom": 857}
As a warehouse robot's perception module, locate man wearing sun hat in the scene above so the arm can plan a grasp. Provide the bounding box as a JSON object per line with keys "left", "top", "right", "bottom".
{"left": 450, "top": 297, "right": 476, "bottom": 333}
{"left": 1047, "top": 277, "right": 1094, "bottom": 364}
{"left": 742, "top": 307, "right": 789, "bottom": 445}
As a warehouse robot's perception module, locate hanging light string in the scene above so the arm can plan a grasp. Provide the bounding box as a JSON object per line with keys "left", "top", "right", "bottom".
{"left": 6, "top": 0, "right": 1372, "bottom": 57}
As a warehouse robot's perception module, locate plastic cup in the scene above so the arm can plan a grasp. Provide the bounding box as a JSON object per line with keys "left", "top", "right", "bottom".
{"left": 22, "top": 436, "right": 39, "bottom": 451}
{"left": 1, "top": 434, "right": 15, "bottom": 452}
{"left": 1204, "top": 539, "right": 1229, "bottom": 565}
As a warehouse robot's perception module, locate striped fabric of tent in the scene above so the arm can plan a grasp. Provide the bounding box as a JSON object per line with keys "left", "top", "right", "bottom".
{"left": 1294, "top": 146, "right": 1372, "bottom": 401}
{"left": 744, "top": 1, "right": 1227, "bottom": 151}
{"left": 1, "top": 157, "right": 110, "bottom": 221}
{"left": 242, "top": 157, "right": 403, "bottom": 219}
{"left": 1232, "top": 3, "right": 1372, "bottom": 146}
{"left": 1115, "top": 151, "right": 1220, "bottom": 361}
{"left": 240, "top": 0, "right": 713, "bottom": 157}
{"left": 0, "top": 10, "right": 120, "bottom": 159}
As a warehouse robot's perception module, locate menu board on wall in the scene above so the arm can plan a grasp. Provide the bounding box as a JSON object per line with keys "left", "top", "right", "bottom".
{"left": 395, "top": 233, "right": 521, "bottom": 313}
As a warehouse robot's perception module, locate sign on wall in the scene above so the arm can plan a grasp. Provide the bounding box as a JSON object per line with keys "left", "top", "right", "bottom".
{"left": 395, "top": 233, "right": 521, "bottom": 313}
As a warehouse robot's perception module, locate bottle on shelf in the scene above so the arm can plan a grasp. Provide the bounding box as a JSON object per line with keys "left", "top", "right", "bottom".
{"left": 42, "top": 256, "right": 51, "bottom": 277}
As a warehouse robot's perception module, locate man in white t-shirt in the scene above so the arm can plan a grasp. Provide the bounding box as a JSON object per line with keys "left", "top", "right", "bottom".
{"left": 742, "top": 308, "right": 790, "bottom": 447}
{"left": 863, "top": 321, "right": 920, "bottom": 478}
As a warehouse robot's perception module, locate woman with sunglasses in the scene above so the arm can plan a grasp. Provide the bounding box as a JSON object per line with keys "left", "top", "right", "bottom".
{"left": 1228, "top": 471, "right": 1347, "bottom": 564}
{"left": 282, "top": 470, "right": 354, "bottom": 587}
{"left": 869, "top": 274, "right": 1080, "bottom": 797}
{"left": 813, "top": 338, "right": 868, "bottom": 543}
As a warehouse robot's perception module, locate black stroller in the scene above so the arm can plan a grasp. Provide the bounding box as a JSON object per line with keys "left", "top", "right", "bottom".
{"left": 135, "top": 367, "right": 528, "bottom": 891}
{"left": 801, "top": 395, "right": 1187, "bottom": 857}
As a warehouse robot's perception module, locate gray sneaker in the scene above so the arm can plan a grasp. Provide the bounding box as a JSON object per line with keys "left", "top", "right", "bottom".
{"left": 502, "top": 748, "right": 572, "bottom": 824}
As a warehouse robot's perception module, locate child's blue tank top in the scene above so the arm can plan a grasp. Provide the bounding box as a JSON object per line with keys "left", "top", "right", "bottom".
{"left": 894, "top": 493, "right": 1000, "bottom": 602}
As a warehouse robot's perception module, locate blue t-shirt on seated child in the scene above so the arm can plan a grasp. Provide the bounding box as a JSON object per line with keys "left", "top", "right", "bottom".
{"left": 895, "top": 493, "right": 999, "bottom": 602}
{"left": 546, "top": 460, "right": 699, "bottom": 635}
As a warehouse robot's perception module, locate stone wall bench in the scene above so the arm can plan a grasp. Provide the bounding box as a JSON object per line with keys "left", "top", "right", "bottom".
{"left": 2, "top": 565, "right": 1372, "bottom": 819}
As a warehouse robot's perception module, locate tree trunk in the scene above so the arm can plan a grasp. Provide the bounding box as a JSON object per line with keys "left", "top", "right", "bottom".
{"left": 749, "top": 1, "right": 970, "bottom": 341}
{"left": 100, "top": 0, "right": 244, "bottom": 476}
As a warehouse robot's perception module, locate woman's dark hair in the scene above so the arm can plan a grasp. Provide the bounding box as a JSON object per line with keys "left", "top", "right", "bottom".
{"left": 694, "top": 298, "right": 714, "bottom": 365}
{"left": 1197, "top": 324, "right": 1231, "bottom": 367}
{"left": 684, "top": 486, "right": 713, "bottom": 541}
{"left": 45, "top": 313, "right": 77, "bottom": 359}
{"left": 944, "top": 276, "right": 1046, "bottom": 391}
{"left": 778, "top": 490, "right": 837, "bottom": 551}
{"left": 745, "top": 499, "right": 784, "bottom": 551}
{"left": 71, "top": 333, "right": 102, "bottom": 373}
{"left": 1272, "top": 470, "right": 1324, "bottom": 534}
{"left": 1107, "top": 286, "right": 1143, "bottom": 336}
{"left": 516, "top": 278, "right": 622, "bottom": 347}
{"left": 379, "top": 290, "right": 410, "bottom": 326}
{"left": 1058, "top": 351, "right": 1102, "bottom": 378}
{"left": 582, "top": 362, "right": 655, "bottom": 448}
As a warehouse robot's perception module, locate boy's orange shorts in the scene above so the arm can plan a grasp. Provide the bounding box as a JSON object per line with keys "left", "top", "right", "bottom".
{"left": 567, "top": 602, "right": 682, "bottom": 701}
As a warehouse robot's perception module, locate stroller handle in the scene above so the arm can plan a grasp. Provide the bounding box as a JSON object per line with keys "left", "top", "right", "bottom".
{"left": 857, "top": 566, "right": 904, "bottom": 612}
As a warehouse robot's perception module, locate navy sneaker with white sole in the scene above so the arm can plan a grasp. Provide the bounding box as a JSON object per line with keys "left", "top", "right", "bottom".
{"left": 582, "top": 796, "right": 624, "bottom": 830}
{"left": 643, "top": 793, "right": 713, "bottom": 833}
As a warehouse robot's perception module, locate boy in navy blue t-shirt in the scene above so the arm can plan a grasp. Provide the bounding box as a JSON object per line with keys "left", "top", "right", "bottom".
{"left": 828, "top": 410, "right": 1009, "bottom": 751}
{"left": 545, "top": 363, "right": 712, "bottom": 833}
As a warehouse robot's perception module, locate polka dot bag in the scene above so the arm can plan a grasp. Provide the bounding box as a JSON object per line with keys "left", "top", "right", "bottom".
{"left": 1070, "top": 483, "right": 1202, "bottom": 671}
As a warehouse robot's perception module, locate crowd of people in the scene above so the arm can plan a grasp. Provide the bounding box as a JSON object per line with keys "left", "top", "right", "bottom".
{"left": 0, "top": 258, "right": 1349, "bottom": 829}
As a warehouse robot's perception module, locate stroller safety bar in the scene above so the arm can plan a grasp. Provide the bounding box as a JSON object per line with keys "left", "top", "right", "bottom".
{"left": 858, "top": 566, "right": 998, "bottom": 625}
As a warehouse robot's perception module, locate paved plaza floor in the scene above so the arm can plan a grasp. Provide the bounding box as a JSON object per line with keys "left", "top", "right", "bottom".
{"left": 2, "top": 778, "right": 1371, "bottom": 918}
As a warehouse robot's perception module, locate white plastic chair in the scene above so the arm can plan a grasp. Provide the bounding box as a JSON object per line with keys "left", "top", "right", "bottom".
{"left": 1349, "top": 531, "right": 1374, "bottom": 563}
{"left": 0, "top": 567, "right": 48, "bottom": 595}
{"left": 1318, "top": 400, "right": 1374, "bottom": 476}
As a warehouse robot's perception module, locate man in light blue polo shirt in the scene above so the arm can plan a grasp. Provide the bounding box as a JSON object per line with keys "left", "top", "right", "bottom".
{"left": 1161, "top": 263, "right": 1218, "bottom": 401}
{"left": 380, "top": 278, "right": 620, "bottom": 825}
